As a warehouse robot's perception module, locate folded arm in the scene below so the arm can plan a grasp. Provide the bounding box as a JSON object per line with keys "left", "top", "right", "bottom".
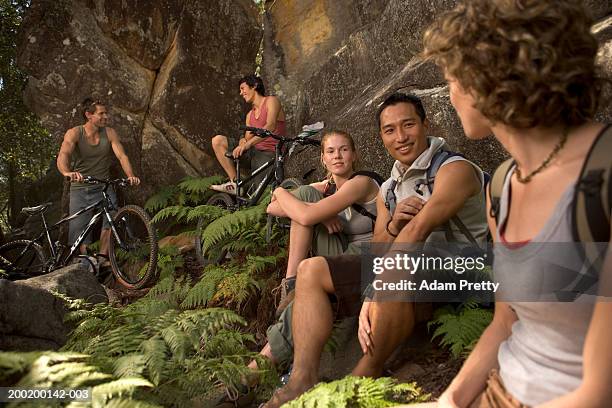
{"left": 272, "top": 176, "right": 375, "bottom": 226}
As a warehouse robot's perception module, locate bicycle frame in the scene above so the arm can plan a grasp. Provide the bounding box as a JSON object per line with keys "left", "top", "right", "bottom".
{"left": 232, "top": 141, "right": 288, "bottom": 209}
{"left": 31, "top": 186, "right": 123, "bottom": 269}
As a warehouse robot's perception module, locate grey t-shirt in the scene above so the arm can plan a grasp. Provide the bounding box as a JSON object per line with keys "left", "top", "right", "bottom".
{"left": 495, "top": 168, "right": 597, "bottom": 406}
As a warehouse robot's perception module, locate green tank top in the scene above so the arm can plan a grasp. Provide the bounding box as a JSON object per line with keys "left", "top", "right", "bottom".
{"left": 70, "top": 126, "right": 111, "bottom": 190}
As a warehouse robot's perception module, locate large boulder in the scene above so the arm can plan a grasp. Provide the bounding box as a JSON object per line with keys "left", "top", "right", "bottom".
{"left": 17, "top": 0, "right": 263, "bottom": 201}
{"left": 0, "top": 264, "right": 107, "bottom": 351}
{"left": 262, "top": 0, "right": 612, "bottom": 179}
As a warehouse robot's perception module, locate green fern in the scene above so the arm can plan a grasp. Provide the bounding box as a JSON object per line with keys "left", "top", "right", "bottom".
{"left": 91, "top": 377, "right": 154, "bottom": 406}
{"left": 428, "top": 300, "right": 493, "bottom": 358}
{"left": 185, "top": 204, "right": 229, "bottom": 224}
{"left": 144, "top": 186, "right": 178, "bottom": 213}
{"left": 181, "top": 265, "right": 233, "bottom": 309}
{"left": 151, "top": 205, "right": 191, "bottom": 224}
{"left": 177, "top": 176, "right": 224, "bottom": 196}
{"left": 202, "top": 204, "right": 267, "bottom": 254}
{"left": 284, "top": 376, "right": 429, "bottom": 407}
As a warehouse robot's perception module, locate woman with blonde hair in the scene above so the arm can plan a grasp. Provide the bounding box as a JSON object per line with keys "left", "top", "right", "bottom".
{"left": 269, "top": 129, "right": 381, "bottom": 304}
{"left": 243, "top": 130, "right": 380, "bottom": 389}
{"left": 422, "top": 0, "right": 610, "bottom": 407}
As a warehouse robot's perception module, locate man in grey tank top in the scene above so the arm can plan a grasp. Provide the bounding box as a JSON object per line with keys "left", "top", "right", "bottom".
{"left": 57, "top": 98, "right": 140, "bottom": 266}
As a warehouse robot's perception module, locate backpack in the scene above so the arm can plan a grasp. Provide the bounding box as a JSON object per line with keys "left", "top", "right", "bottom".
{"left": 324, "top": 170, "right": 385, "bottom": 222}
{"left": 488, "top": 124, "right": 612, "bottom": 273}
{"left": 385, "top": 150, "right": 489, "bottom": 246}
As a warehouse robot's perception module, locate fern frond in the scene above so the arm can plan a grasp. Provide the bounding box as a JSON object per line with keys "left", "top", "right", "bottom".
{"left": 178, "top": 176, "right": 224, "bottom": 195}
{"left": 140, "top": 337, "right": 168, "bottom": 386}
{"left": 113, "top": 354, "right": 146, "bottom": 378}
{"left": 283, "top": 376, "right": 429, "bottom": 407}
{"left": 91, "top": 377, "right": 153, "bottom": 406}
{"left": 144, "top": 186, "right": 178, "bottom": 213}
{"left": 428, "top": 302, "right": 493, "bottom": 358}
{"left": 102, "top": 398, "right": 164, "bottom": 408}
{"left": 185, "top": 204, "right": 229, "bottom": 224}
{"left": 151, "top": 205, "right": 190, "bottom": 224}
{"left": 181, "top": 265, "right": 233, "bottom": 309}
{"left": 202, "top": 205, "right": 266, "bottom": 254}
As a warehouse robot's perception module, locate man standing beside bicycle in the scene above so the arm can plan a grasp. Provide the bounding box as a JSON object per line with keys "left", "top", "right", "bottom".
{"left": 57, "top": 98, "right": 140, "bottom": 269}
{"left": 210, "top": 74, "right": 287, "bottom": 194}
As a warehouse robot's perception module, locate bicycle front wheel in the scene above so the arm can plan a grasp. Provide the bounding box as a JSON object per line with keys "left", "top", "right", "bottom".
{"left": 0, "top": 240, "right": 46, "bottom": 280}
{"left": 109, "top": 205, "right": 158, "bottom": 289}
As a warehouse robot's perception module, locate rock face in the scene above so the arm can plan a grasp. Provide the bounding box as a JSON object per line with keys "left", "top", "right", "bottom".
{"left": 17, "top": 0, "right": 263, "bottom": 201}
{"left": 262, "top": 0, "right": 612, "bottom": 179}
{"left": 0, "top": 264, "right": 107, "bottom": 351}
{"left": 16, "top": 1, "right": 612, "bottom": 198}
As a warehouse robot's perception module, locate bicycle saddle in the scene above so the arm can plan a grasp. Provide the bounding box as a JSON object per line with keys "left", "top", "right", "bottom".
{"left": 21, "top": 202, "right": 53, "bottom": 215}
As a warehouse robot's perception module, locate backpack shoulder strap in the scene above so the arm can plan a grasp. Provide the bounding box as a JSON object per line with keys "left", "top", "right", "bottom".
{"left": 348, "top": 170, "right": 384, "bottom": 222}
{"left": 424, "top": 150, "right": 465, "bottom": 194}
{"left": 488, "top": 158, "right": 515, "bottom": 227}
{"left": 349, "top": 170, "right": 386, "bottom": 186}
{"left": 573, "top": 124, "right": 612, "bottom": 244}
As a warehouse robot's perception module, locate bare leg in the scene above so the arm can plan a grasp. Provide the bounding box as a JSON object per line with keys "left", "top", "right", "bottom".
{"left": 352, "top": 302, "right": 414, "bottom": 377}
{"left": 263, "top": 257, "right": 336, "bottom": 408}
{"left": 248, "top": 342, "right": 277, "bottom": 371}
{"left": 285, "top": 220, "right": 314, "bottom": 279}
{"left": 100, "top": 228, "right": 111, "bottom": 258}
{"left": 211, "top": 134, "right": 236, "bottom": 180}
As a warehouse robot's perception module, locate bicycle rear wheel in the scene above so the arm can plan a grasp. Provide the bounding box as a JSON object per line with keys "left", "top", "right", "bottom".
{"left": 109, "top": 205, "right": 158, "bottom": 289}
{"left": 0, "top": 240, "right": 46, "bottom": 280}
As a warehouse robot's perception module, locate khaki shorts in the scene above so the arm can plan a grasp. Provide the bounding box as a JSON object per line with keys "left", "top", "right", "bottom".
{"left": 69, "top": 185, "right": 117, "bottom": 246}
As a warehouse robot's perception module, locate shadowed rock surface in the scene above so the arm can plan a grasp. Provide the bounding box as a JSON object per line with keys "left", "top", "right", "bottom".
{"left": 262, "top": 0, "right": 612, "bottom": 180}
{"left": 17, "top": 1, "right": 611, "bottom": 194}
{"left": 0, "top": 264, "right": 107, "bottom": 351}
{"left": 17, "top": 0, "right": 262, "bottom": 201}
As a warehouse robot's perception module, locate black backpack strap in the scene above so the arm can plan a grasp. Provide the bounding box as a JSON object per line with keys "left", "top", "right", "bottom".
{"left": 349, "top": 170, "right": 386, "bottom": 186}
{"left": 488, "top": 158, "right": 515, "bottom": 228}
{"left": 423, "top": 150, "right": 465, "bottom": 194}
{"left": 348, "top": 170, "right": 385, "bottom": 222}
{"left": 323, "top": 180, "right": 336, "bottom": 197}
{"left": 424, "top": 150, "right": 481, "bottom": 244}
{"left": 573, "top": 124, "right": 612, "bottom": 244}
{"left": 384, "top": 179, "right": 398, "bottom": 216}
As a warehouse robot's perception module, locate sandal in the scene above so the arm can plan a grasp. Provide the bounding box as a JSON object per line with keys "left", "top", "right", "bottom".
{"left": 273, "top": 277, "right": 296, "bottom": 319}
{"left": 210, "top": 181, "right": 237, "bottom": 195}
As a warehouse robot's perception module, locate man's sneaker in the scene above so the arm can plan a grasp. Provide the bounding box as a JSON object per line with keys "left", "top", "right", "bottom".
{"left": 210, "top": 181, "right": 237, "bottom": 195}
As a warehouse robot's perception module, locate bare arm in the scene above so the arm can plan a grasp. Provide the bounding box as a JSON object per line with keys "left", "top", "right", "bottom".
{"left": 437, "top": 181, "right": 512, "bottom": 408}
{"left": 395, "top": 161, "right": 480, "bottom": 243}
{"left": 107, "top": 128, "right": 139, "bottom": 184}
{"left": 57, "top": 128, "right": 82, "bottom": 181}
{"left": 537, "top": 244, "right": 612, "bottom": 408}
{"left": 371, "top": 192, "right": 395, "bottom": 243}
{"left": 267, "top": 180, "right": 327, "bottom": 217}
{"left": 273, "top": 176, "right": 376, "bottom": 226}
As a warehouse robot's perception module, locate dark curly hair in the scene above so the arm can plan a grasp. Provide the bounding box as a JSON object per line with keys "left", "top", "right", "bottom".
{"left": 422, "top": 0, "right": 602, "bottom": 129}
{"left": 239, "top": 74, "right": 265, "bottom": 96}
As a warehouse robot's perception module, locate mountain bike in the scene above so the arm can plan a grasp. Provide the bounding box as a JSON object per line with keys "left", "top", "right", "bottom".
{"left": 0, "top": 177, "right": 158, "bottom": 289}
{"left": 194, "top": 122, "right": 323, "bottom": 264}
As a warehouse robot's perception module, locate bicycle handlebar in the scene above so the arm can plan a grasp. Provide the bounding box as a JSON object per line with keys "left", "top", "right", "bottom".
{"left": 240, "top": 126, "right": 321, "bottom": 146}
{"left": 65, "top": 176, "right": 131, "bottom": 187}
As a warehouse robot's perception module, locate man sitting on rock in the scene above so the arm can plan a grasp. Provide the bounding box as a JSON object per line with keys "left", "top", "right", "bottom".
{"left": 210, "top": 74, "right": 287, "bottom": 194}
{"left": 263, "top": 92, "right": 488, "bottom": 407}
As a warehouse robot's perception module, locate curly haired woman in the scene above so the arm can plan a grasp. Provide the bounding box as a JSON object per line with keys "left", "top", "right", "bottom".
{"left": 422, "top": 1, "right": 611, "bottom": 407}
